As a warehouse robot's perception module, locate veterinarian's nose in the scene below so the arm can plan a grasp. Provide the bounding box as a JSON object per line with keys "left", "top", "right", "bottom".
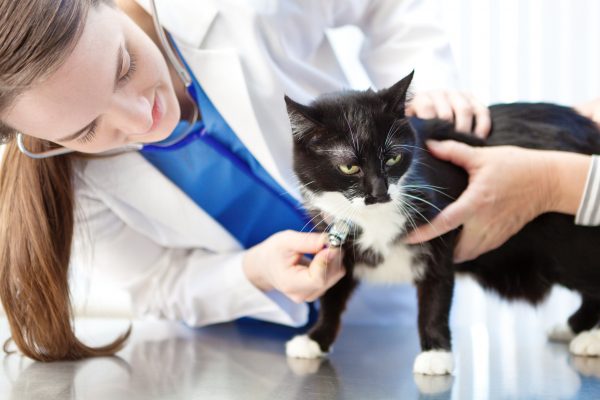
{"left": 110, "top": 92, "right": 154, "bottom": 136}
{"left": 365, "top": 177, "right": 390, "bottom": 205}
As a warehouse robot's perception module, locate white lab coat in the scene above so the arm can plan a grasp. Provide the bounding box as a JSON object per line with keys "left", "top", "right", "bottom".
{"left": 71, "top": 0, "right": 456, "bottom": 327}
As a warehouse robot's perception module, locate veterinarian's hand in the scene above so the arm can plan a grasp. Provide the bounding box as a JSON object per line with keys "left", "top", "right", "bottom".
{"left": 575, "top": 97, "right": 600, "bottom": 126}
{"left": 403, "top": 140, "right": 555, "bottom": 262}
{"left": 243, "top": 230, "right": 346, "bottom": 303}
{"left": 406, "top": 90, "right": 492, "bottom": 138}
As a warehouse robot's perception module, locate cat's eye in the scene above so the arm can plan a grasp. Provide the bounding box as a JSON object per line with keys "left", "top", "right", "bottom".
{"left": 338, "top": 164, "right": 361, "bottom": 175}
{"left": 385, "top": 154, "right": 402, "bottom": 167}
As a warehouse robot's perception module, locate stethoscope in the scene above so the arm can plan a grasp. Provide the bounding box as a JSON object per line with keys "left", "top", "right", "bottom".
{"left": 16, "top": 0, "right": 200, "bottom": 159}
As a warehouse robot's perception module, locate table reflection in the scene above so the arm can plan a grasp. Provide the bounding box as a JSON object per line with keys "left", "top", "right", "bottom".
{"left": 1, "top": 316, "right": 599, "bottom": 399}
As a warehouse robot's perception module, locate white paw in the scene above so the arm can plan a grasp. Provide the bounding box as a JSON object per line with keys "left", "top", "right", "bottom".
{"left": 286, "top": 357, "right": 324, "bottom": 375}
{"left": 286, "top": 335, "right": 327, "bottom": 359}
{"left": 548, "top": 324, "right": 575, "bottom": 342}
{"left": 413, "top": 350, "right": 454, "bottom": 375}
{"left": 570, "top": 329, "right": 600, "bottom": 357}
{"left": 413, "top": 374, "right": 454, "bottom": 394}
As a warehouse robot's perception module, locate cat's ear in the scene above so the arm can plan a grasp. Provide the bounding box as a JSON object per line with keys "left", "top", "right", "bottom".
{"left": 380, "top": 70, "right": 414, "bottom": 115}
{"left": 284, "top": 95, "right": 323, "bottom": 142}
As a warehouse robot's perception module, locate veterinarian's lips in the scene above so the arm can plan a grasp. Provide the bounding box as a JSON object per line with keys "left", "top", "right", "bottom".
{"left": 150, "top": 92, "right": 163, "bottom": 132}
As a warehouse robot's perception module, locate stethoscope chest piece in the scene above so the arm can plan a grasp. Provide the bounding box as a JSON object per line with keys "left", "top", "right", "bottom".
{"left": 327, "top": 220, "right": 354, "bottom": 247}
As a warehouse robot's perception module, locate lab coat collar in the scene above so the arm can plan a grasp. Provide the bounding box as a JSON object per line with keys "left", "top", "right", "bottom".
{"left": 134, "top": 0, "right": 218, "bottom": 48}
{"left": 134, "top": 0, "right": 296, "bottom": 198}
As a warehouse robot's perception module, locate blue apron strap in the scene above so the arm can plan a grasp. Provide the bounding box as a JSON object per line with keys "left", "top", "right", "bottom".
{"left": 140, "top": 42, "right": 312, "bottom": 248}
{"left": 142, "top": 121, "right": 311, "bottom": 248}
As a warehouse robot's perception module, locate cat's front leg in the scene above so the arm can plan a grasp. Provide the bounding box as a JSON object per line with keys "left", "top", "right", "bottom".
{"left": 286, "top": 266, "right": 358, "bottom": 359}
{"left": 413, "top": 269, "right": 455, "bottom": 376}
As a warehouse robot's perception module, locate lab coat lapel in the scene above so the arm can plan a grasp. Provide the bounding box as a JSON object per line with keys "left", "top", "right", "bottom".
{"left": 135, "top": 0, "right": 297, "bottom": 197}
{"left": 135, "top": 0, "right": 218, "bottom": 48}
{"left": 80, "top": 152, "right": 242, "bottom": 252}
{"left": 180, "top": 47, "right": 298, "bottom": 199}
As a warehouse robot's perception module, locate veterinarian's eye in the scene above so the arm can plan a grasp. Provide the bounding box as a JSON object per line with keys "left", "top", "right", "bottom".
{"left": 338, "top": 164, "right": 360, "bottom": 175}
{"left": 385, "top": 155, "right": 402, "bottom": 166}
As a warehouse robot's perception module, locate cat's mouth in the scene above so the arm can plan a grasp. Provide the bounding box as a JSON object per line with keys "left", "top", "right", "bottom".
{"left": 364, "top": 194, "right": 392, "bottom": 205}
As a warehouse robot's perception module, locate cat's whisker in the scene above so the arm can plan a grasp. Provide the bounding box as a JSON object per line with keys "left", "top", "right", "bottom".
{"left": 395, "top": 197, "right": 445, "bottom": 246}
{"left": 343, "top": 112, "right": 360, "bottom": 155}
{"left": 388, "top": 144, "right": 428, "bottom": 152}
{"left": 401, "top": 184, "right": 455, "bottom": 200}
{"left": 384, "top": 120, "right": 398, "bottom": 149}
{"left": 295, "top": 180, "right": 316, "bottom": 190}
{"left": 398, "top": 209, "right": 427, "bottom": 251}
{"left": 300, "top": 210, "right": 328, "bottom": 233}
{"left": 402, "top": 183, "right": 447, "bottom": 191}
{"left": 395, "top": 198, "right": 418, "bottom": 233}
{"left": 281, "top": 180, "right": 316, "bottom": 197}
{"left": 399, "top": 192, "right": 443, "bottom": 213}
{"left": 385, "top": 119, "right": 407, "bottom": 144}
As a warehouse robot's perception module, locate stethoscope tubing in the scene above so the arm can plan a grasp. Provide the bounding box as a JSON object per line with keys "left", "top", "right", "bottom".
{"left": 16, "top": 0, "right": 199, "bottom": 159}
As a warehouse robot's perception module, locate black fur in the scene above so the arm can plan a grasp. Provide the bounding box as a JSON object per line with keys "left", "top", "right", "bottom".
{"left": 285, "top": 73, "right": 600, "bottom": 360}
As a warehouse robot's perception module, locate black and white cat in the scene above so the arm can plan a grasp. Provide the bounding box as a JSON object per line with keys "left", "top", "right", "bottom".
{"left": 284, "top": 71, "right": 600, "bottom": 375}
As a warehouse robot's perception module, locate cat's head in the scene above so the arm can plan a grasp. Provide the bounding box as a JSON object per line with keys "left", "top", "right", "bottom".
{"left": 285, "top": 72, "right": 417, "bottom": 219}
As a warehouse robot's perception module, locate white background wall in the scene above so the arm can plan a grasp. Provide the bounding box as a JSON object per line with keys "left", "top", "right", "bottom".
{"left": 331, "top": 0, "right": 600, "bottom": 106}
{"left": 442, "top": 0, "right": 600, "bottom": 105}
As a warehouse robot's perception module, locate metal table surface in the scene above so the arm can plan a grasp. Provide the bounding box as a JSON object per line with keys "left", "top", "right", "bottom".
{"left": 0, "top": 309, "right": 599, "bottom": 400}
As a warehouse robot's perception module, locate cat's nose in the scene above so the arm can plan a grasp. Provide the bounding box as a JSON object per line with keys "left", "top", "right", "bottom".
{"left": 365, "top": 177, "right": 390, "bottom": 204}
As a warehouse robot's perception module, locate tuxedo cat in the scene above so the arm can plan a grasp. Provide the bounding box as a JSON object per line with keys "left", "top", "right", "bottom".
{"left": 284, "top": 71, "right": 600, "bottom": 375}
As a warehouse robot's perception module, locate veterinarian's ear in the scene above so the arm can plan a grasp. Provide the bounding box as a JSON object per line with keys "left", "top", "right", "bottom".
{"left": 380, "top": 70, "right": 414, "bottom": 115}
{"left": 284, "top": 95, "right": 323, "bottom": 142}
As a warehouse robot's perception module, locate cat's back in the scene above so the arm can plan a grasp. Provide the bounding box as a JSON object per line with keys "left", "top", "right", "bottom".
{"left": 487, "top": 103, "right": 600, "bottom": 153}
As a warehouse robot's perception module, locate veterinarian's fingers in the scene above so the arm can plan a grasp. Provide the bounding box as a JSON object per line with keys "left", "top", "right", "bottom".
{"left": 429, "top": 91, "right": 454, "bottom": 122}
{"left": 277, "top": 231, "right": 327, "bottom": 254}
{"left": 425, "top": 140, "right": 478, "bottom": 169}
{"left": 448, "top": 92, "right": 473, "bottom": 133}
{"left": 468, "top": 94, "right": 492, "bottom": 138}
{"left": 409, "top": 93, "right": 437, "bottom": 119}
{"left": 306, "top": 249, "right": 346, "bottom": 301}
{"left": 404, "top": 199, "right": 472, "bottom": 244}
{"left": 306, "top": 247, "right": 342, "bottom": 287}
{"left": 405, "top": 104, "right": 416, "bottom": 117}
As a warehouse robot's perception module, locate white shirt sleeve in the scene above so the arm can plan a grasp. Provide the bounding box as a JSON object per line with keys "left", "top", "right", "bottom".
{"left": 327, "top": 0, "right": 459, "bottom": 91}
{"left": 575, "top": 155, "right": 600, "bottom": 226}
{"left": 72, "top": 189, "right": 309, "bottom": 328}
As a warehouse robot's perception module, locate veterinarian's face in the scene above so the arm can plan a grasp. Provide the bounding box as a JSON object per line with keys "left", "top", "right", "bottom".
{"left": 3, "top": 3, "right": 180, "bottom": 153}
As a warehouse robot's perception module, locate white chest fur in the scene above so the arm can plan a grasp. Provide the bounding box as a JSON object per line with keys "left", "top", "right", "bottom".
{"left": 353, "top": 242, "right": 423, "bottom": 284}
{"left": 307, "top": 187, "right": 425, "bottom": 284}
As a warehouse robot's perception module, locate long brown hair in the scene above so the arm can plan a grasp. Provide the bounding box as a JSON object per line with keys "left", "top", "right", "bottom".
{"left": 0, "top": 0, "right": 130, "bottom": 361}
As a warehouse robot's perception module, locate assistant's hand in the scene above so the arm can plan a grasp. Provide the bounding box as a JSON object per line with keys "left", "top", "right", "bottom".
{"left": 406, "top": 90, "right": 492, "bottom": 138}
{"left": 404, "top": 140, "right": 554, "bottom": 262}
{"left": 575, "top": 97, "right": 600, "bottom": 126}
{"left": 243, "top": 230, "right": 346, "bottom": 303}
